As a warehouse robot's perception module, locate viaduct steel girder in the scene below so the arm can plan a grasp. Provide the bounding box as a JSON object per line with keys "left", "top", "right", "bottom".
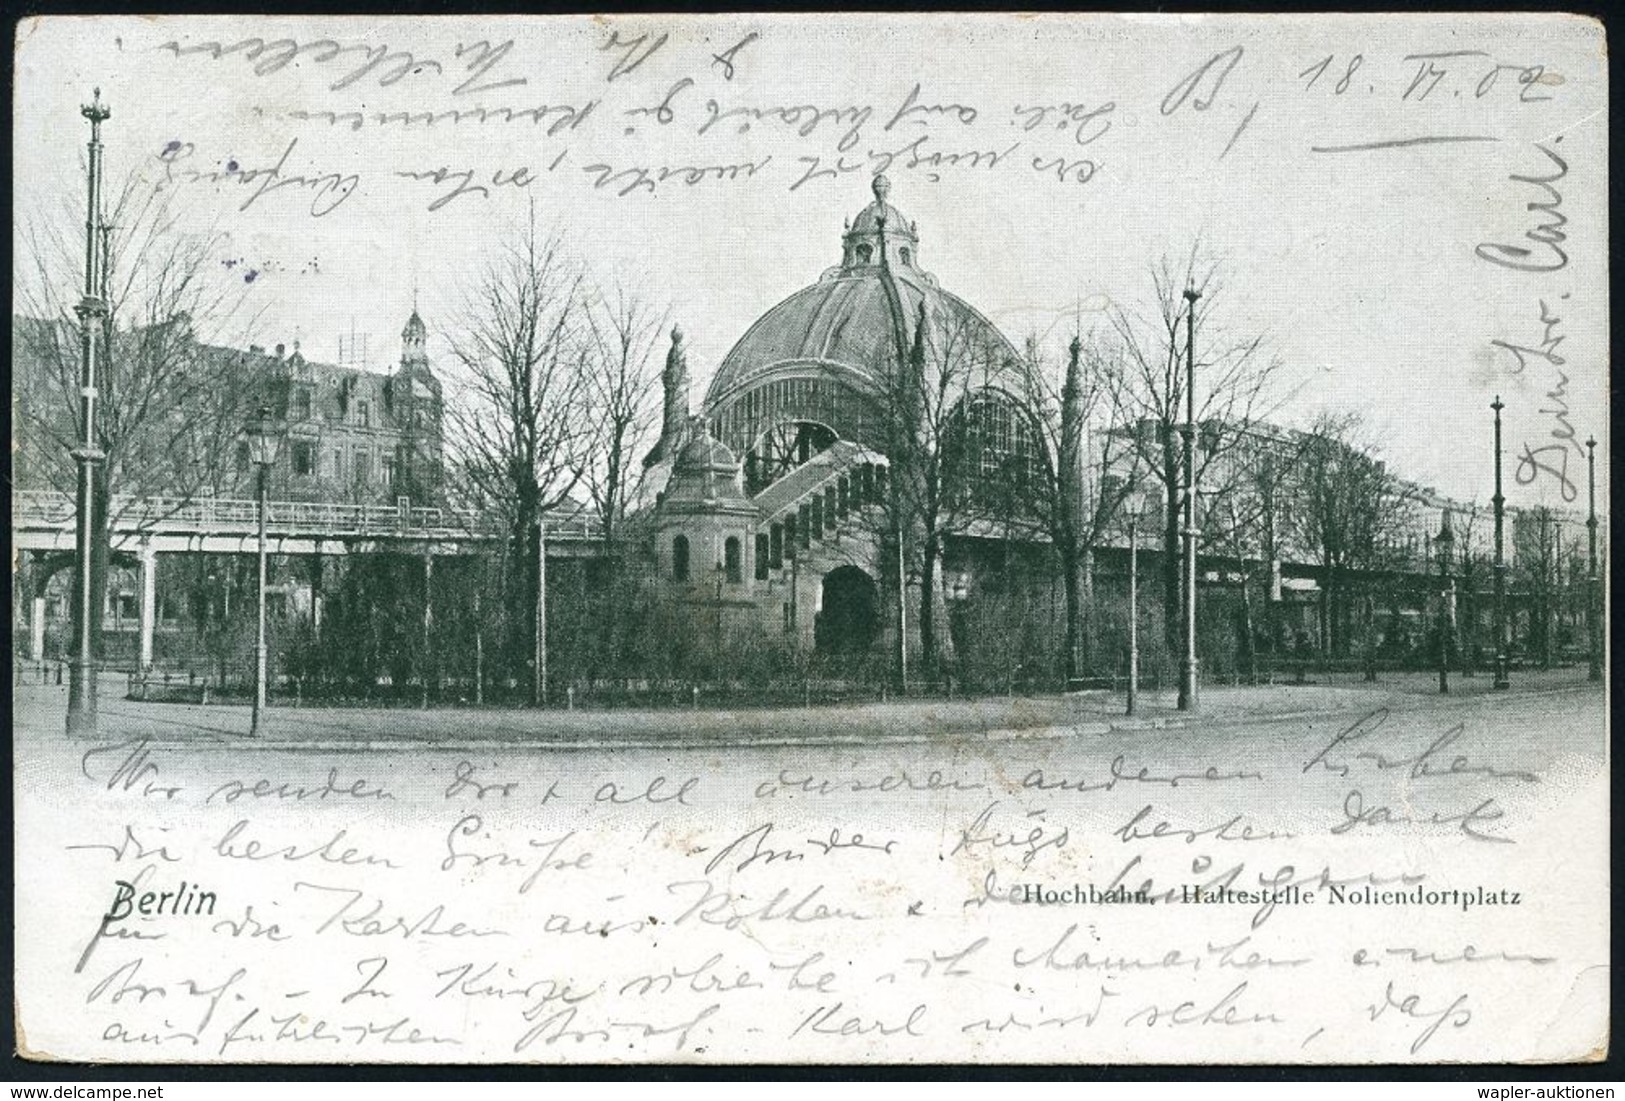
{"left": 11, "top": 490, "right": 607, "bottom": 559}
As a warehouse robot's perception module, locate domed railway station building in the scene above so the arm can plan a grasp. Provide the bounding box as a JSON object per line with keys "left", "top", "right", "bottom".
{"left": 639, "top": 175, "right": 1053, "bottom": 670}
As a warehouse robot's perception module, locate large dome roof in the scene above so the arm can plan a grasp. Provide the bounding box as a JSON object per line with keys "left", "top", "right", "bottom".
{"left": 704, "top": 176, "right": 1021, "bottom": 410}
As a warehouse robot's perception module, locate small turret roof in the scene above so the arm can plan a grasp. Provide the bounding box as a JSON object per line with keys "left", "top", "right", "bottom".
{"left": 662, "top": 420, "right": 754, "bottom": 512}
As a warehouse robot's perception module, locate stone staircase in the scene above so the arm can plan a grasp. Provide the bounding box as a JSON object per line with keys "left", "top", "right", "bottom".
{"left": 747, "top": 440, "right": 889, "bottom": 580}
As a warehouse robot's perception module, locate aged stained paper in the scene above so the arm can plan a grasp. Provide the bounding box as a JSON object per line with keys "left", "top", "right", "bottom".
{"left": 11, "top": 13, "right": 1609, "bottom": 1064}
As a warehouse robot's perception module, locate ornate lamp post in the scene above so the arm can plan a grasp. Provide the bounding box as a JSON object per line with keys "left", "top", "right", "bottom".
{"left": 1178, "top": 284, "right": 1202, "bottom": 712}
{"left": 66, "top": 90, "right": 111, "bottom": 737}
{"left": 245, "top": 406, "right": 286, "bottom": 735}
{"left": 1587, "top": 436, "right": 1601, "bottom": 682}
{"left": 1435, "top": 509, "right": 1455, "bottom": 695}
{"left": 1491, "top": 396, "right": 1510, "bottom": 689}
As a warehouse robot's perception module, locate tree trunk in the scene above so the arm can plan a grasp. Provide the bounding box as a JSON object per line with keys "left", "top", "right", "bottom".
{"left": 1238, "top": 571, "right": 1257, "bottom": 684}
{"left": 919, "top": 536, "right": 938, "bottom": 680}
{"left": 1460, "top": 563, "right": 1477, "bottom": 675}
{"left": 1079, "top": 545, "right": 1095, "bottom": 677}
{"left": 1061, "top": 541, "right": 1082, "bottom": 682}
{"left": 601, "top": 552, "right": 619, "bottom": 680}
{"left": 510, "top": 494, "right": 539, "bottom": 688}
{"left": 1318, "top": 558, "right": 1334, "bottom": 655}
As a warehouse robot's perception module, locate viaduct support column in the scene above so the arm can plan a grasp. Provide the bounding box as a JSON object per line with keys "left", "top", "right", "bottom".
{"left": 138, "top": 541, "right": 157, "bottom": 670}
{"left": 310, "top": 552, "right": 325, "bottom": 643}
{"left": 32, "top": 596, "right": 47, "bottom": 662}
{"left": 29, "top": 559, "right": 47, "bottom": 661}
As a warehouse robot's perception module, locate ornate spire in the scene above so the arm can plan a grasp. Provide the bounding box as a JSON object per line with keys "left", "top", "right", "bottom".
{"left": 400, "top": 306, "right": 428, "bottom": 368}
{"left": 644, "top": 324, "right": 691, "bottom": 468}
{"left": 664, "top": 325, "right": 690, "bottom": 434}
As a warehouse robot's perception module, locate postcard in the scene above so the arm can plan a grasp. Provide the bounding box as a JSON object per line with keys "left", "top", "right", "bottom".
{"left": 11, "top": 13, "right": 1608, "bottom": 1064}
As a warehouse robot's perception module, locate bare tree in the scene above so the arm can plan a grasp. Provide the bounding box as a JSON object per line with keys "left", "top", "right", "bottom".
{"left": 15, "top": 165, "right": 258, "bottom": 661}
{"left": 573, "top": 283, "right": 667, "bottom": 680}
{"left": 575, "top": 284, "right": 666, "bottom": 548}
{"left": 1192, "top": 419, "right": 1318, "bottom": 680}
{"left": 1452, "top": 504, "right": 1486, "bottom": 675}
{"left": 1293, "top": 412, "right": 1407, "bottom": 657}
{"left": 1511, "top": 506, "right": 1571, "bottom": 669}
{"left": 1011, "top": 331, "right": 1137, "bottom": 682}
{"left": 1105, "top": 244, "right": 1286, "bottom": 653}
{"left": 870, "top": 296, "right": 1017, "bottom": 683}
{"left": 443, "top": 207, "right": 594, "bottom": 689}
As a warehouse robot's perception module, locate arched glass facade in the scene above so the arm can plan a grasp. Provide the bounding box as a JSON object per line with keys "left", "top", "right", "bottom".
{"left": 944, "top": 391, "right": 1047, "bottom": 515}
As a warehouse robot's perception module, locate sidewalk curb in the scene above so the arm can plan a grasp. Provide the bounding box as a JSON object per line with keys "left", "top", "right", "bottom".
{"left": 40, "top": 681, "right": 1601, "bottom": 753}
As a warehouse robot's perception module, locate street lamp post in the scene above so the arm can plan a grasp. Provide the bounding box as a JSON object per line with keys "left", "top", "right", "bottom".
{"left": 896, "top": 522, "right": 909, "bottom": 695}
{"left": 66, "top": 90, "right": 111, "bottom": 737}
{"left": 948, "top": 574, "right": 970, "bottom": 686}
{"left": 246, "top": 406, "right": 285, "bottom": 735}
{"left": 714, "top": 558, "right": 726, "bottom": 660}
{"left": 1553, "top": 518, "right": 1563, "bottom": 669}
{"left": 1587, "top": 436, "right": 1600, "bottom": 682}
{"left": 1363, "top": 590, "right": 1379, "bottom": 683}
{"left": 1178, "top": 285, "right": 1201, "bottom": 712}
{"left": 1540, "top": 510, "right": 1554, "bottom": 670}
{"left": 533, "top": 516, "right": 548, "bottom": 707}
{"left": 1127, "top": 497, "right": 1146, "bottom": 716}
{"left": 1491, "top": 396, "right": 1510, "bottom": 689}
{"left": 1435, "top": 509, "right": 1455, "bottom": 695}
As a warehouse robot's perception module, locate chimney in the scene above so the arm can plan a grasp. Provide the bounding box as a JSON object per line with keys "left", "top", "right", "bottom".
{"left": 275, "top": 343, "right": 286, "bottom": 359}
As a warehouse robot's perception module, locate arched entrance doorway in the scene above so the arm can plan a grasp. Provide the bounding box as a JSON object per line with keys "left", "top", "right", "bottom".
{"left": 815, "top": 566, "right": 880, "bottom": 657}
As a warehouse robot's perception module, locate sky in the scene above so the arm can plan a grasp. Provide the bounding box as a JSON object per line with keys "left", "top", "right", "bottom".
{"left": 12, "top": 13, "right": 1609, "bottom": 513}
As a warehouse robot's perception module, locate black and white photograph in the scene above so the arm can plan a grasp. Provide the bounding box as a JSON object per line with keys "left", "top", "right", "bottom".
{"left": 9, "top": 12, "right": 1610, "bottom": 1067}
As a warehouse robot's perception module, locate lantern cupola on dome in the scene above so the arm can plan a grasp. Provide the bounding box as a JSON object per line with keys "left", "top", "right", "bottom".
{"left": 841, "top": 174, "right": 919, "bottom": 271}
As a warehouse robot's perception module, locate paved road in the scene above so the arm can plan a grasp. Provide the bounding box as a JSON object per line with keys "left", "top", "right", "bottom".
{"left": 11, "top": 666, "right": 1604, "bottom": 750}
